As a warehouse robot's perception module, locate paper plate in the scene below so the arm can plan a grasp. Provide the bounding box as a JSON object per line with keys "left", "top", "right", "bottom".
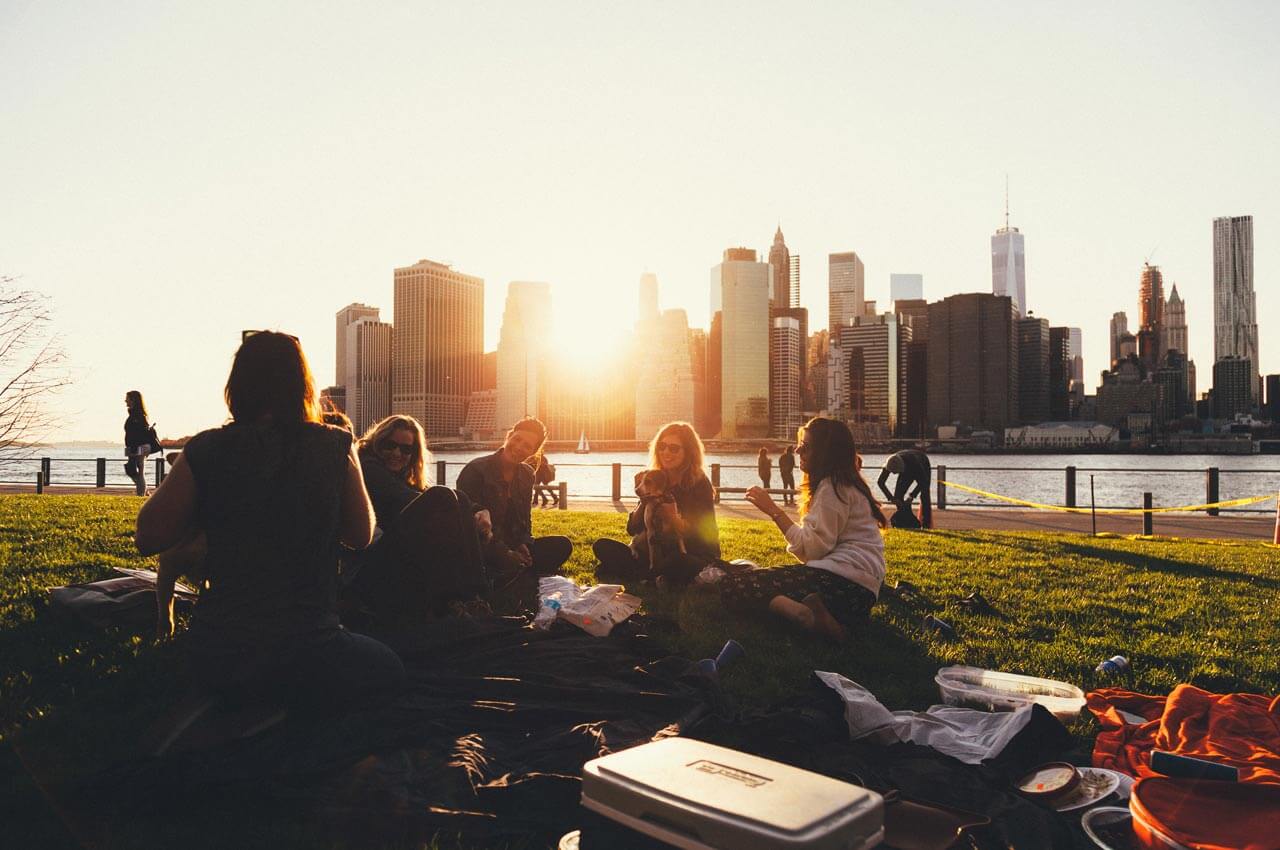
{"left": 1053, "top": 767, "right": 1122, "bottom": 812}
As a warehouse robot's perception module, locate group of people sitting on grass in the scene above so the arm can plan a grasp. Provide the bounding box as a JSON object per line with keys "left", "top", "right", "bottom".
{"left": 135, "top": 331, "right": 917, "bottom": 717}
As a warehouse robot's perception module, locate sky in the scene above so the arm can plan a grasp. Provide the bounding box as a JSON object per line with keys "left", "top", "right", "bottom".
{"left": 2, "top": 1, "right": 1277, "bottom": 441}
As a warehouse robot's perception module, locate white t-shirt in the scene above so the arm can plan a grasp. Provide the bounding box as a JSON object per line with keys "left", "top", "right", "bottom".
{"left": 783, "top": 478, "right": 886, "bottom": 597}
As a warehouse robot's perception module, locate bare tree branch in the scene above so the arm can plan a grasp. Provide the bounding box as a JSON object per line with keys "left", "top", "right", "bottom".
{"left": 0, "top": 276, "right": 71, "bottom": 458}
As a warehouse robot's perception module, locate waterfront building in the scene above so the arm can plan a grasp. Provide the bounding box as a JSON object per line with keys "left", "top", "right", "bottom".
{"left": 495, "top": 281, "right": 552, "bottom": 432}
{"left": 1213, "top": 215, "right": 1261, "bottom": 404}
{"left": 538, "top": 354, "right": 636, "bottom": 442}
{"left": 1212, "top": 356, "right": 1253, "bottom": 419}
{"left": 1068, "top": 327, "right": 1084, "bottom": 386}
{"left": 343, "top": 316, "right": 393, "bottom": 435}
{"left": 1162, "top": 284, "right": 1187, "bottom": 358}
{"left": 770, "top": 316, "right": 804, "bottom": 438}
{"left": 710, "top": 248, "right": 770, "bottom": 438}
{"left": 636, "top": 306, "right": 695, "bottom": 439}
{"left": 1004, "top": 422, "right": 1118, "bottom": 448}
{"left": 392, "top": 258, "right": 484, "bottom": 438}
{"left": 894, "top": 298, "right": 929, "bottom": 343}
{"left": 828, "top": 252, "right": 866, "bottom": 330}
{"left": 1018, "top": 317, "right": 1051, "bottom": 425}
{"left": 1095, "top": 357, "right": 1168, "bottom": 433}
{"left": 899, "top": 339, "right": 929, "bottom": 438}
{"left": 462, "top": 389, "right": 499, "bottom": 441}
{"left": 689, "top": 328, "right": 709, "bottom": 437}
{"left": 828, "top": 313, "right": 904, "bottom": 442}
{"left": 1265, "top": 374, "right": 1280, "bottom": 421}
{"left": 1110, "top": 312, "right": 1128, "bottom": 368}
{"left": 807, "top": 329, "right": 829, "bottom": 413}
{"left": 1138, "top": 263, "right": 1164, "bottom": 373}
{"left": 890, "top": 273, "right": 923, "bottom": 302}
{"left": 335, "top": 303, "right": 380, "bottom": 390}
{"left": 927, "top": 293, "right": 1019, "bottom": 432}
{"left": 1049, "top": 326, "right": 1073, "bottom": 421}
{"left": 1154, "top": 349, "right": 1191, "bottom": 420}
{"left": 991, "top": 205, "right": 1027, "bottom": 317}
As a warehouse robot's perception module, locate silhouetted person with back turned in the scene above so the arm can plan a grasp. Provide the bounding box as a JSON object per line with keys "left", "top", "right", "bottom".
{"left": 877, "top": 448, "right": 932, "bottom": 529}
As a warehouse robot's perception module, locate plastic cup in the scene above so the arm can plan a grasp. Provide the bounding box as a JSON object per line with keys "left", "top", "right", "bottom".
{"left": 715, "top": 639, "right": 745, "bottom": 669}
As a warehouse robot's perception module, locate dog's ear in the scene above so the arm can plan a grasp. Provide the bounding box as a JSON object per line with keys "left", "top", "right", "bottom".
{"left": 634, "top": 471, "right": 647, "bottom": 488}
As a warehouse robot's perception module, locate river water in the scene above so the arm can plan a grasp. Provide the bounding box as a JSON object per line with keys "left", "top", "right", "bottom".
{"left": 17, "top": 447, "right": 1278, "bottom": 513}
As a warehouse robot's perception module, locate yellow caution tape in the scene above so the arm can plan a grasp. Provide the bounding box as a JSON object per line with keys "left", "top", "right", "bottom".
{"left": 938, "top": 480, "right": 1277, "bottom": 515}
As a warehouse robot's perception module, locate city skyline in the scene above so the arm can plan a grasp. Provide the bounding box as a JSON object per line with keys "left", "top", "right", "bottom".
{"left": 2, "top": 2, "right": 1277, "bottom": 440}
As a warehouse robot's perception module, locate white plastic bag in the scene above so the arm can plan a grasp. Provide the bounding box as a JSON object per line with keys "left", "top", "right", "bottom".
{"left": 534, "top": 576, "right": 641, "bottom": 636}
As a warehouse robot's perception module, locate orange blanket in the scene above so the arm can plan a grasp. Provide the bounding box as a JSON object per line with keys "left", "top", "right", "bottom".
{"left": 1087, "top": 685, "right": 1280, "bottom": 784}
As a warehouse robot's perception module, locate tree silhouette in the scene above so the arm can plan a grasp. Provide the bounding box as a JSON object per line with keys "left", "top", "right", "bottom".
{"left": 0, "top": 276, "right": 69, "bottom": 456}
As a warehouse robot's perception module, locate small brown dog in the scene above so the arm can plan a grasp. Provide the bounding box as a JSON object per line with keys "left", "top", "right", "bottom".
{"left": 629, "top": 469, "right": 686, "bottom": 577}
{"left": 155, "top": 451, "right": 206, "bottom": 639}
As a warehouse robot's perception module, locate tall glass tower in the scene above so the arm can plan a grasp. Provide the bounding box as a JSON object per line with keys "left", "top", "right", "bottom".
{"left": 1213, "top": 215, "right": 1260, "bottom": 404}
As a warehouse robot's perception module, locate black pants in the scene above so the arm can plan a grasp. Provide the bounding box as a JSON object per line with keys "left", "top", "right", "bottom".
{"left": 893, "top": 474, "right": 933, "bottom": 529}
{"left": 592, "top": 537, "right": 707, "bottom": 586}
{"left": 719, "top": 566, "right": 877, "bottom": 631}
{"left": 780, "top": 472, "right": 796, "bottom": 505}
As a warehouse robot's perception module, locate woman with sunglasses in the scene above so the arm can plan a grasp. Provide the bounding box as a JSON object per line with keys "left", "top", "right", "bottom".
{"left": 592, "top": 421, "right": 720, "bottom": 584}
{"left": 719, "top": 417, "right": 887, "bottom": 643}
{"left": 349, "top": 415, "right": 490, "bottom": 620}
{"left": 456, "top": 417, "right": 572, "bottom": 582}
{"left": 135, "top": 331, "right": 403, "bottom": 723}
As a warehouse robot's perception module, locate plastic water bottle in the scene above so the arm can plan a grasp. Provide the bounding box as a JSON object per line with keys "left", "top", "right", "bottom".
{"left": 1095, "top": 655, "right": 1129, "bottom": 675}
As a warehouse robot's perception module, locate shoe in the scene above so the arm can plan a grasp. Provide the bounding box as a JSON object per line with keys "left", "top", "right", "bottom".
{"left": 802, "top": 594, "right": 847, "bottom": 643}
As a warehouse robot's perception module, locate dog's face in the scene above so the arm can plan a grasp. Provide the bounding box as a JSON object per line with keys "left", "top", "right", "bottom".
{"left": 634, "top": 469, "right": 670, "bottom": 499}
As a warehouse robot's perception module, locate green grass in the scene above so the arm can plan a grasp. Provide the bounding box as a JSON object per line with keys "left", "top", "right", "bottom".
{"left": 3, "top": 495, "right": 1279, "bottom": 848}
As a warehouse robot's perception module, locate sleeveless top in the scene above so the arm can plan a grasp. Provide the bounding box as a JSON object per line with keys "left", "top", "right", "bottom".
{"left": 183, "top": 421, "right": 351, "bottom": 655}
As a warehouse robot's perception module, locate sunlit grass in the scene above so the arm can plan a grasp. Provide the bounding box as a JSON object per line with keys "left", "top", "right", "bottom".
{"left": 3, "top": 496, "right": 1278, "bottom": 848}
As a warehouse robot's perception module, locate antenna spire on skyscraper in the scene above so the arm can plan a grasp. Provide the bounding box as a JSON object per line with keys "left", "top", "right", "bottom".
{"left": 1004, "top": 174, "right": 1009, "bottom": 229}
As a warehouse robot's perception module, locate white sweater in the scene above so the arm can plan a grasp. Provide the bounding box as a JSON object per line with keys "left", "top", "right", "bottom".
{"left": 783, "top": 478, "right": 886, "bottom": 597}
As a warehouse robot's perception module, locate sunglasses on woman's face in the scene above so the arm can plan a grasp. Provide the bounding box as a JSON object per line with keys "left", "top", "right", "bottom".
{"left": 379, "top": 438, "right": 416, "bottom": 456}
{"left": 657, "top": 442, "right": 684, "bottom": 454}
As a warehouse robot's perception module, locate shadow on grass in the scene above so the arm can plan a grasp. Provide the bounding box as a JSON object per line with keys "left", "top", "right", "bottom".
{"left": 1058, "top": 542, "right": 1280, "bottom": 590}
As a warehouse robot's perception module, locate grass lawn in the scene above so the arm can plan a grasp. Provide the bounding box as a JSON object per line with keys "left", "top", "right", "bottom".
{"left": 3, "top": 495, "right": 1278, "bottom": 848}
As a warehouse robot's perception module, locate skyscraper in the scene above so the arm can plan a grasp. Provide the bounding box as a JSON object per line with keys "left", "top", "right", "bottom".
{"left": 392, "top": 258, "right": 484, "bottom": 438}
{"left": 1213, "top": 215, "right": 1261, "bottom": 404}
{"left": 1017, "top": 317, "right": 1051, "bottom": 425}
{"left": 828, "top": 252, "right": 866, "bottom": 330}
{"left": 927, "top": 294, "right": 1019, "bottom": 431}
{"left": 496, "top": 281, "right": 552, "bottom": 431}
{"left": 789, "top": 256, "right": 801, "bottom": 309}
{"left": 335, "top": 303, "right": 380, "bottom": 388}
{"left": 1067, "top": 327, "right": 1084, "bottom": 386}
{"left": 767, "top": 228, "right": 807, "bottom": 426}
{"left": 635, "top": 298, "right": 695, "bottom": 439}
{"left": 768, "top": 226, "right": 791, "bottom": 308}
{"left": 710, "top": 248, "right": 770, "bottom": 439}
{"left": 769, "top": 316, "right": 803, "bottom": 438}
{"left": 890, "top": 273, "right": 923, "bottom": 302}
{"left": 829, "top": 313, "right": 903, "bottom": 438}
{"left": 1049, "top": 326, "right": 1072, "bottom": 421}
{"left": 1110, "top": 312, "right": 1128, "bottom": 367}
{"left": 344, "top": 317, "right": 392, "bottom": 435}
{"left": 991, "top": 195, "right": 1026, "bottom": 316}
{"left": 1163, "top": 284, "right": 1187, "bottom": 356}
{"left": 1212, "top": 356, "right": 1253, "bottom": 419}
{"left": 1138, "top": 264, "right": 1164, "bottom": 372}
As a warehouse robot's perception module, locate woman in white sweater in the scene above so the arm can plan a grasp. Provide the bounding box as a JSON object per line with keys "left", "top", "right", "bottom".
{"left": 720, "top": 417, "right": 887, "bottom": 642}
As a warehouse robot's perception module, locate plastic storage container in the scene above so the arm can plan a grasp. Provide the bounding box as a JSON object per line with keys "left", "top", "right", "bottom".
{"left": 934, "top": 666, "right": 1086, "bottom": 722}
{"left": 580, "top": 737, "right": 884, "bottom": 850}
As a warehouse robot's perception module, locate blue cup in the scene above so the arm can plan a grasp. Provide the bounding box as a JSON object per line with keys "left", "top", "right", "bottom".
{"left": 696, "top": 658, "right": 719, "bottom": 676}
{"left": 715, "top": 639, "right": 745, "bottom": 670}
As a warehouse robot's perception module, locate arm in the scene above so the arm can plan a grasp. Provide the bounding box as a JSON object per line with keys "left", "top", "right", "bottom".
{"left": 783, "top": 483, "right": 846, "bottom": 562}
{"left": 340, "top": 445, "right": 376, "bottom": 549}
{"left": 135, "top": 453, "right": 197, "bottom": 555}
{"left": 746, "top": 486, "right": 794, "bottom": 535}
{"left": 877, "top": 466, "right": 894, "bottom": 502}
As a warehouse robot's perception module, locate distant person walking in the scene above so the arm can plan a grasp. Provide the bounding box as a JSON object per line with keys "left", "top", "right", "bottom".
{"left": 778, "top": 444, "right": 797, "bottom": 506}
{"left": 877, "top": 448, "right": 932, "bottom": 529}
{"left": 123, "top": 390, "right": 154, "bottom": 496}
{"left": 757, "top": 447, "right": 772, "bottom": 490}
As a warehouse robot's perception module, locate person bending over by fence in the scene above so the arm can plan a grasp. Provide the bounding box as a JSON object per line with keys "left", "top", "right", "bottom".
{"left": 124, "top": 390, "right": 155, "bottom": 496}
{"left": 456, "top": 417, "right": 572, "bottom": 588}
{"left": 135, "top": 331, "right": 404, "bottom": 731}
{"left": 592, "top": 421, "right": 721, "bottom": 586}
{"left": 720, "top": 416, "right": 887, "bottom": 643}
{"left": 877, "top": 448, "right": 932, "bottom": 529}
{"left": 347, "top": 414, "right": 492, "bottom": 622}
{"left": 533, "top": 456, "right": 559, "bottom": 508}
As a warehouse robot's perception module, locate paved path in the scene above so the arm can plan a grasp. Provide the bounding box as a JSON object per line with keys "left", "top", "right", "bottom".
{"left": 4, "top": 485, "right": 1275, "bottom": 542}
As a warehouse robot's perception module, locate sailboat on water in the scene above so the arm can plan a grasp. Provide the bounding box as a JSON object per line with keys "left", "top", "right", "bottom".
{"left": 574, "top": 430, "right": 591, "bottom": 454}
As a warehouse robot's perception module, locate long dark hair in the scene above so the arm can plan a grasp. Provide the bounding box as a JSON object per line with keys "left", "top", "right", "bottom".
{"left": 125, "top": 390, "right": 147, "bottom": 418}
{"left": 798, "top": 417, "right": 886, "bottom": 527}
{"left": 224, "top": 332, "right": 321, "bottom": 425}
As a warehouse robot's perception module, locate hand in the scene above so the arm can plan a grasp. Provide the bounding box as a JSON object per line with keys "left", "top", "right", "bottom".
{"left": 745, "top": 486, "right": 780, "bottom": 518}
{"left": 473, "top": 509, "right": 493, "bottom": 542}
{"left": 516, "top": 544, "right": 533, "bottom": 568}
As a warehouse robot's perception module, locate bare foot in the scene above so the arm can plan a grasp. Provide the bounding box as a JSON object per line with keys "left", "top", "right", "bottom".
{"left": 768, "top": 595, "right": 815, "bottom": 631}
{"left": 802, "top": 593, "right": 848, "bottom": 643}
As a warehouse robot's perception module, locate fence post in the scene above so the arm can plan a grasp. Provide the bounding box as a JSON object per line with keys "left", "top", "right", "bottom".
{"left": 1065, "top": 465, "right": 1076, "bottom": 508}
{"left": 154, "top": 456, "right": 164, "bottom": 487}
{"left": 35, "top": 471, "right": 43, "bottom": 494}
{"left": 936, "top": 464, "right": 947, "bottom": 510}
{"left": 1205, "top": 467, "right": 1219, "bottom": 517}
{"left": 611, "top": 463, "right": 622, "bottom": 501}
{"left": 558, "top": 481, "right": 568, "bottom": 510}
{"left": 1143, "top": 492, "right": 1154, "bottom": 536}
{"left": 436, "top": 460, "right": 447, "bottom": 488}
{"left": 40, "top": 456, "right": 51, "bottom": 486}
{"left": 711, "top": 463, "right": 721, "bottom": 504}
{"left": 96, "top": 458, "right": 106, "bottom": 488}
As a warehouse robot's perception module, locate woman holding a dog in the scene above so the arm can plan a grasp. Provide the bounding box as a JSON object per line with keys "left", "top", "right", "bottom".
{"left": 592, "top": 421, "right": 720, "bottom": 584}
{"left": 135, "top": 331, "right": 404, "bottom": 717}
{"left": 719, "top": 416, "right": 887, "bottom": 643}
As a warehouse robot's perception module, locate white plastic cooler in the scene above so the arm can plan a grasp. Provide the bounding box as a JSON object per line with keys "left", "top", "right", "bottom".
{"left": 579, "top": 738, "right": 884, "bottom": 850}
